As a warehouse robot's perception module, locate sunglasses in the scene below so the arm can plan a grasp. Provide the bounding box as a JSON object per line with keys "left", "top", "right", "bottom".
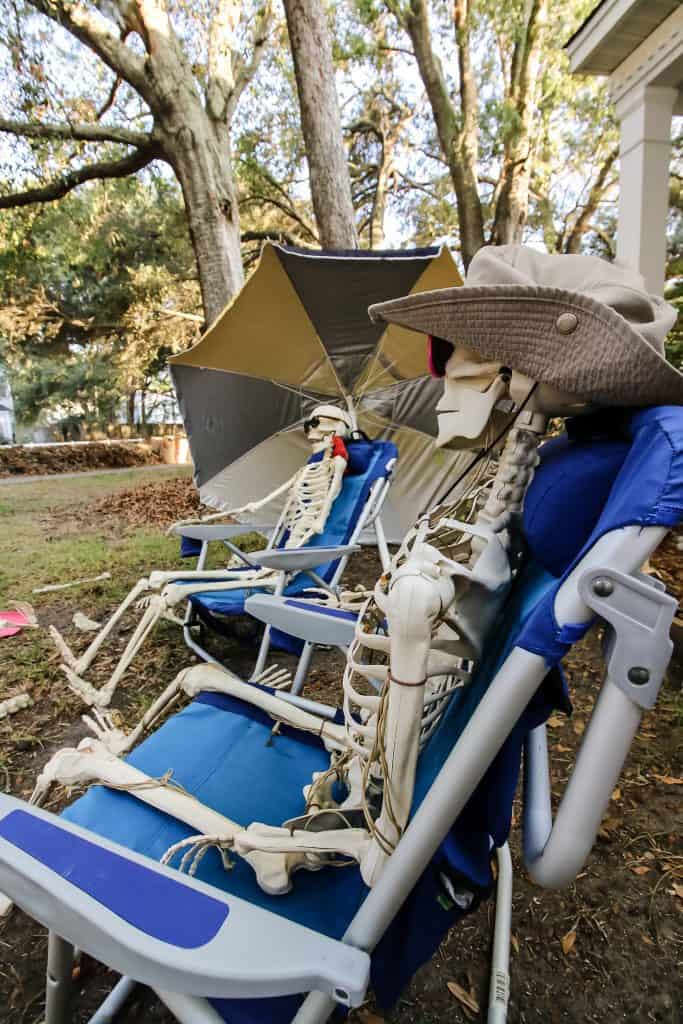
{"left": 427, "top": 336, "right": 511, "bottom": 383}
{"left": 427, "top": 335, "right": 455, "bottom": 378}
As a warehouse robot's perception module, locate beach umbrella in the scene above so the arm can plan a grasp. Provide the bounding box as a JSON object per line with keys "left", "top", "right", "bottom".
{"left": 170, "top": 243, "right": 464, "bottom": 540}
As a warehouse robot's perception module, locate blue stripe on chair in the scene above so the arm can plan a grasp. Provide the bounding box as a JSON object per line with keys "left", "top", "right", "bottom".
{"left": 0, "top": 810, "right": 229, "bottom": 948}
{"left": 284, "top": 600, "right": 358, "bottom": 622}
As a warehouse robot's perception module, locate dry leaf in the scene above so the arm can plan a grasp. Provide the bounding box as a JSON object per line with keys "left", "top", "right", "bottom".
{"left": 511, "top": 933, "right": 520, "bottom": 954}
{"left": 358, "top": 1013, "right": 385, "bottom": 1024}
{"left": 572, "top": 719, "right": 585, "bottom": 736}
{"left": 611, "top": 787, "right": 621, "bottom": 802}
{"left": 560, "top": 930, "right": 576, "bottom": 955}
{"left": 671, "top": 883, "right": 683, "bottom": 900}
{"left": 447, "top": 980, "right": 480, "bottom": 1014}
{"left": 554, "top": 743, "right": 571, "bottom": 753}
{"left": 547, "top": 715, "right": 565, "bottom": 728}
{"left": 630, "top": 865, "right": 651, "bottom": 876}
{"left": 652, "top": 774, "right": 683, "bottom": 786}
{"left": 642, "top": 934, "right": 653, "bottom": 946}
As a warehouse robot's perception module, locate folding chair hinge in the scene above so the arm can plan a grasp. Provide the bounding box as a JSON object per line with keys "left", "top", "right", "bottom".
{"left": 578, "top": 567, "right": 677, "bottom": 710}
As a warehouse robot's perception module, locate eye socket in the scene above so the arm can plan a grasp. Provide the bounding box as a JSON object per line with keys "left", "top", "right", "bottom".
{"left": 427, "top": 335, "right": 454, "bottom": 379}
{"left": 303, "top": 416, "right": 320, "bottom": 433}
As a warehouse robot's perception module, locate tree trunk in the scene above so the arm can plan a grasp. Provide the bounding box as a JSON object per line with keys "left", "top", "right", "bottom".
{"left": 489, "top": 0, "right": 547, "bottom": 246}
{"left": 404, "top": 0, "right": 484, "bottom": 269}
{"left": 283, "top": 0, "right": 358, "bottom": 249}
{"left": 158, "top": 97, "right": 244, "bottom": 327}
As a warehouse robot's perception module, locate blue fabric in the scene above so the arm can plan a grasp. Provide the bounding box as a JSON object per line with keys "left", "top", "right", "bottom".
{"left": 189, "top": 440, "right": 397, "bottom": 653}
{"left": 0, "top": 809, "right": 229, "bottom": 947}
{"left": 181, "top": 535, "right": 203, "bottom": 558}
{"left": 62, "top": 561, "right": 559, "bottom": 1021}
{"left": 517, "top": 405, "right": 683, "bottom": 663}
{"left": 523, "top": 435, "right": 630, "bottom": 578}
{"left": 284, "top": 600, "right": 358, "bottom": 622}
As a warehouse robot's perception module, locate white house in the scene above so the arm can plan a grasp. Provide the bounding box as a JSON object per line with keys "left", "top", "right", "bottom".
{"left": 566, "top": 0, "right": 682, "bottom": 295}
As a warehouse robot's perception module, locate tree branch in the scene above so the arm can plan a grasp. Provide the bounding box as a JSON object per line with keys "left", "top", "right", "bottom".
{"left": 0, "top": 117, "right": 151, "bottom": 149}
{"left": 225, "top": 0, "right": 275, "bottom": 123}
{"left": 0, "top": 143, "right": 161, "bottom": 210}
{"left": 562, "top": 145, "right": 619, "bottom": 253}
{"left": 27, "top": 0, "right": 153, "bottom": 105}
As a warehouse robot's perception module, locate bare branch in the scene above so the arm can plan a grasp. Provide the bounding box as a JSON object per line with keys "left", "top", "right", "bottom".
{"left": 562, "top": 146, "right": 619, "bottom": 253}
{"left": 27, "top": 0, "right": 153, "bottom": 105}
{"left": 96, "top": 76, "right": 122, "bottom": 119}
{"left": 0, "top": 143, "right": 161, "bottom": 210}
{"left": 0, "top": 117, "right": 151, "bottom": 148}
{"left": 226, "top": 0, "right": 275, "bottom": 123}
{"left": 239, "top": 194, "right": 319, "bottom": 243}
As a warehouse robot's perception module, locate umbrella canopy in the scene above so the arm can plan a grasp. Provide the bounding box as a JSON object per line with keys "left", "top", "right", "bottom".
{"left": 170, "top": 244, "right": 463, "bottom": 540}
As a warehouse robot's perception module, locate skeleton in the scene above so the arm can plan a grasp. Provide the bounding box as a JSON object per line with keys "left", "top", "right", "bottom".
{"left": 48, "top": 405, "right": 353, "bottom": 708}
{"left": 37, "top": 348, "right": 597, "bottom": 893}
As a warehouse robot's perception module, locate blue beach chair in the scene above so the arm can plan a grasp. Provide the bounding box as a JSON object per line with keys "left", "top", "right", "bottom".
{"left": 0, "top": 405, "right": 680, "bottom": 1024}
{"left": 174, "top": 437, "right": 397, "bottom": 692}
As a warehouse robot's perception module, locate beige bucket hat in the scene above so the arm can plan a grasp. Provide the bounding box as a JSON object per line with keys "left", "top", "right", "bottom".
{"left": 369, "top": 244, "right": 683, "bottom": 408}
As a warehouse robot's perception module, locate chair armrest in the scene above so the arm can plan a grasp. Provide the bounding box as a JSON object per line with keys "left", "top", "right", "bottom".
{"left": 246, "top": 595, "right": 358, "bottom": 647}
{"left": 172, "top": 524, "right": 275, "bottom": 541}
{"left": 248, "top": 544, "right": 360, "bottom": 572}
{"left": 0, "top": 796, "right": 369, "bottom": 1006}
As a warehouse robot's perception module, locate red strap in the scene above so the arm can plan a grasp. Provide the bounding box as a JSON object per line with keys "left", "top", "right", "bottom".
{"left": 332, "top": 436, "right": 349, "bottom": 461}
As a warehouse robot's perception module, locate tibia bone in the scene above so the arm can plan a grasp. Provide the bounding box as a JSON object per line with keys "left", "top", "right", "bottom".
{"left": 32, "top": 739, "right": 242, "bottom": 841}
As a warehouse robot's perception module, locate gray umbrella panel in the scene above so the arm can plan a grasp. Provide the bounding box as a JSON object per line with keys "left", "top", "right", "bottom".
{"left": 170, "top": 244, "right": 465, "bottom": 538}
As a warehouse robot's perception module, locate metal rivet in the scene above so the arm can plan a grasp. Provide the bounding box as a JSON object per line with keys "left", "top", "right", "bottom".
{"left": 556, "top": 312, "right": 578, "bottom": 334}
{"left": 592, "top": 578, "right": 613, "bottom": 597}
{"left": 627, "top": 667, "right": 650, "bottom": 685}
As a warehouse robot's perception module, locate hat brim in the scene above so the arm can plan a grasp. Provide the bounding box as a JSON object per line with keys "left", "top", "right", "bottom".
{"left": 369, "top": 284, "right": 683, "bottom": 408}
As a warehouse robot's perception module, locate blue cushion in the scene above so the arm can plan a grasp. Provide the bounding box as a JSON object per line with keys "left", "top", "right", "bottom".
{"left": 61, "top": 560, "right": 560, "bottom": 1020}
{"left": 188, "top": 441, "right": 397, "bottom": 651}
{"left": 517, "top": 405, "right": 683, "bottom": 664}
{"left": 523, "top": 434, "right": 630, "bottom": 578}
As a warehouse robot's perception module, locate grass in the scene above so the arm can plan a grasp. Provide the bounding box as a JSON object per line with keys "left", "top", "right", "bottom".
{"left": 0, "top": 466, "right": 192, "bottom": 605}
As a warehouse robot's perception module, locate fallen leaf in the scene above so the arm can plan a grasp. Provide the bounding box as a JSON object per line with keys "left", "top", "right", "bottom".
{"left": 671, "top": 883, "right": 683, "bottom": 900}
{"left": 642, "top": 934, "right": 653, "bottom": 946}
{"left": 630, "top": 865, "right": 651, "bottom": 876}
{"left": 358, "top": 1013, "right": 385, "bottom": 1024}
{"left": 554, "top": 743, "right": 571, "bottom": 753}
{"left": 560, "top": 930, "right": 576, "bottom": 955}
{"left": 447, "top": 980, "right": 480, "bottom": 1014}
{"left": 547, "top": 715, "right": 565, "bottom": 728}
{"left": 511, "top": 933, "right": 519, "bottom": 954}
{"left": 611, "top": 787, "right": 621, "bottom": 802}
{"left": 572, "top": 719, "right": 585, "bottom": 736}
{"left": 652, "top": 774, "right": 683, "bottom": 786}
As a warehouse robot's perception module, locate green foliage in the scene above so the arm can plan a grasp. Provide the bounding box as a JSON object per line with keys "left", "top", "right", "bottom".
{"left": 0, "top": 173, "right": 201, "bottom": 431}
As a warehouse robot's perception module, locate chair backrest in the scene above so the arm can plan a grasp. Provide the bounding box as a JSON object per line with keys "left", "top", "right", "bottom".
{"left": 281, "top": 438, "right": 397, "bottom": 589}
{"left": 179, "top": 438, "right": 397, "bottom": 562}
{"left": 412, "top": 405, "right": 683, "bottom": 888}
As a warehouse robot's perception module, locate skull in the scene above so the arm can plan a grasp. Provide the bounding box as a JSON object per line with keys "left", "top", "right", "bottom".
{"left": 304, "top": 405, "right": 352, "bottom": 445}
{"left": 428, "top": 337, "right": 597, "bottom": 449}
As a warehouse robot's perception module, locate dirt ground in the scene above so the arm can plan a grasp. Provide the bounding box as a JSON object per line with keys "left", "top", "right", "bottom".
{"left": 0, "top": 472, "right": 681, "bottom": 1024}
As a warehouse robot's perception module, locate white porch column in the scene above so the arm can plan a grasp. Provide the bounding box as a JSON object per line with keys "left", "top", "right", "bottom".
{"left": 615, "top": 84, "right": 676, "bottom": 296}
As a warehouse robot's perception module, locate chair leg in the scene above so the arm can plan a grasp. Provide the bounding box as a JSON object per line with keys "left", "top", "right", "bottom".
{"left": 45, "top": 932, "right": 74, "bottom": 1024}
{"left": 291, "top": 641, "right": 315, "bottom": 695}
{"left": 87, "top": 976, "right": 137, "bottom": 1023}
{"left": 487, "top": 843, "right": 512, "bottom": 1024}
{"left": 154, "top": 989, "right": 226, "bottom": 1023}
{"left": 252, "top": 623, "right": 273, "bottom": 680}
{"left": 290, "top": 991, "right": 337, "bottom": 1024}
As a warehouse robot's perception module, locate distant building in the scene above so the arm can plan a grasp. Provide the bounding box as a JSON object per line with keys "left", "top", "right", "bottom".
{"left": 0, "top": 367, "right": 15, "bottom": 444}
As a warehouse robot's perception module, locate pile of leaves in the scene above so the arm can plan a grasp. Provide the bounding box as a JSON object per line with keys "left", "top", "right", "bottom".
{"left": 89, "top": 476, "right": 201, "bottom": 528}
{"left": 0, "top": 442, "right": 161, "bottom": 477}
